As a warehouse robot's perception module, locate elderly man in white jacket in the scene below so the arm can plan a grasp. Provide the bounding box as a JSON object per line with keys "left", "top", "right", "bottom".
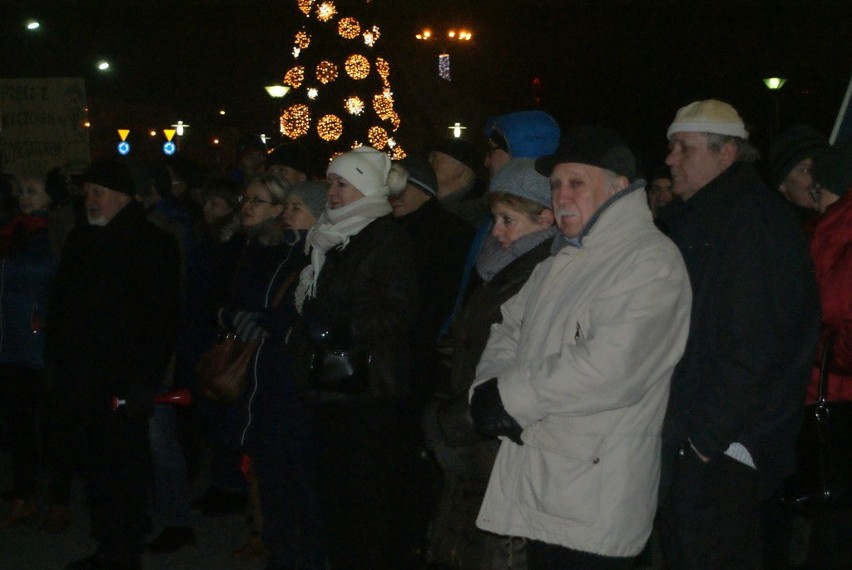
{"left": 469, "top": 126, "right": 692, "bottom": 569}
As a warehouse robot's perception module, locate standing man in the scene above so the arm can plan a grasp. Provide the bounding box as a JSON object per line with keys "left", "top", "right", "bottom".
{"left": 658, "top": 100, "right": 821, "bottom": 568}
{"left": 47, "top": 159, "right": 181, "bottom": 570}
{"left": 470, "top": 126, "right": 692, "bottom": 568}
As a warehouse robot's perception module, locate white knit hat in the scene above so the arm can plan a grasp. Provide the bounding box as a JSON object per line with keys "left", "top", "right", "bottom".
{"left": 667, "top": 99, "right": 748, "bottom": 140}
{"left": 326, "top": 146, "right": 391, "bottom": 197}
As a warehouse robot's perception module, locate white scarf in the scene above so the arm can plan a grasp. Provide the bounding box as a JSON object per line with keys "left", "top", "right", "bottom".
{"left": 295, "top": 196, "right": 391, "bottom": 313}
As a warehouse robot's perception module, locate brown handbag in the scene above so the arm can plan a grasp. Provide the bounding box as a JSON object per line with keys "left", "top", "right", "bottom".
{"left": 196, "top": 333, "right": 258, "bottom": 403}
{"left": 196, "top": 269, "right": 299, "bottom": 403}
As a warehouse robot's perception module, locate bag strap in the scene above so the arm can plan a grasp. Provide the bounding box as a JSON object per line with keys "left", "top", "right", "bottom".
{"left": 816, "top": 332, "right": 835, "bottom": 406}
{"left": 269, "top": 268, "right": 301, "bottom": 308}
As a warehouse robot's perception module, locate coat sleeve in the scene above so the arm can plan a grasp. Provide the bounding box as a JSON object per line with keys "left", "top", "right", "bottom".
{"left": 480, "top": 247, "right": 691, "bottom": 427}
{"left": 469, "top": 265, "right": 534, "bottom": 393}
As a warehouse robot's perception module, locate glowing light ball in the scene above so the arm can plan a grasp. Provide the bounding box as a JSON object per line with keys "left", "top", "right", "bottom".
{"left": 280, "top": 104, "right": 311, "bottom": 139}
{"left": 345, "top": 54, "right": 370, "bottom": 80}
{"left": 317, "top": 115, "right": 344, "bottom": 141}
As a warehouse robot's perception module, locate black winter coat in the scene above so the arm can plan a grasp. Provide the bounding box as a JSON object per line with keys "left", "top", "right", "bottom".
{"left": 47, "top": 202, "right": 181, "bottom": 415}
{"left": 301, "top": 215, "right": 419, "bottom": 399}
{"left": 659, "top": 161, "right": 821, "bottom": 498}
{"left": 435, "top": 239, "right": 553, "bottom": 446}
{"left": 395, "top": 197, "right": 474, "bottom": 406}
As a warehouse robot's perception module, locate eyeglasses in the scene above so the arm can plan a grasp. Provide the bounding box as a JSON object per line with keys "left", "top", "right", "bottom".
{"left": 239, "top": 195, "right": 273, "bottom": 206}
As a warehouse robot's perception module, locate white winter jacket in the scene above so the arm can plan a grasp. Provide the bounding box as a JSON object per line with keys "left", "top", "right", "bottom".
{"left": 471, "top": 187, "right": 691, "bottom": 557}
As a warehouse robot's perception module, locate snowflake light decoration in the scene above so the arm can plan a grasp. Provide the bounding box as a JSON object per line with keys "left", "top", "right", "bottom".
{"left": 345, "top": 96, "right": 365, "bottom": 115}
{"left": 316, "top": 2, "right": 337, "bottom": 22}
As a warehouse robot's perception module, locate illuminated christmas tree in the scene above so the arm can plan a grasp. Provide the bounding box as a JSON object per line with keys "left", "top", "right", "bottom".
{"left": 278, "top": 0, "right": 405, "bottom": 159}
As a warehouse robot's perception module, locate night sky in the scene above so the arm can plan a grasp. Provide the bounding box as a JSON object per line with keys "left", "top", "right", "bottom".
{"left": 2, "top": 0, "right": 850, "bottom": 170}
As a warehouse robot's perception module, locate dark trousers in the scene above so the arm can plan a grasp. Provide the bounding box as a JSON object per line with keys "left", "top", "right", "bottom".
{"left": 527, "top": 540, "right": 635, "bottom": 569}
{"left": 74, "top": 407, "right": 151, "bottom": 563}
{"left": 659, "top": 449, "right": 762, "bottom": 569}
{"left": 0, "top": 365, "right": 43, "bottom": 498}
{"left": 250, "top": 420, "right": 326, "bottom": 568}
{"left": 313, "top": 398, "right": 421, "bottom": 570}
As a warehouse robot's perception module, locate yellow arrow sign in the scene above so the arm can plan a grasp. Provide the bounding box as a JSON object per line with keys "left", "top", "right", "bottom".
{"left": 163, "top": 129, "right": 176, "bottom": 142}
{"left": 117, "top": 129, "right": 130, "bottom": 141}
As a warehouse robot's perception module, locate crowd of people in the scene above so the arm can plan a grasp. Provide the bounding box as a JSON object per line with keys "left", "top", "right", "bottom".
{"left": 0, "top": 99, "right": 850, "bottom": 570}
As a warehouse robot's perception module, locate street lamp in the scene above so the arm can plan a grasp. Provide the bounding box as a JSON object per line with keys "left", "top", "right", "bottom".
{"left": 265, "top": 85, "right": 291, "bottom": 98}
{"left": 415, "top": 26, "right": 475, "bottom": 81}
{"left": 763, "top": 77, "right": 787, "bottom": 90}
{"left": 763, "top": 77, "right": 786, "bottom": 137}
{"left": 26, "top": 20, "right": 40, "bottom": 30}
{"left": 96, "top": 60, "right": 110, "bottom": 71}
{"left": 449, "top": 122, "right": 467, "bottom": 138}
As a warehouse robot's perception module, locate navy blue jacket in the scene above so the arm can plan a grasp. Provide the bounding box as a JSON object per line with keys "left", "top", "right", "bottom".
{"left": 660, "top": 162, "right": 821, "bottom": 498}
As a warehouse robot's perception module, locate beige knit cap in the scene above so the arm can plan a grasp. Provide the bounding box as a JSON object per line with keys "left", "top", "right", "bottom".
{"left": 667, "top": 99, "right": 748, "bottom": 140}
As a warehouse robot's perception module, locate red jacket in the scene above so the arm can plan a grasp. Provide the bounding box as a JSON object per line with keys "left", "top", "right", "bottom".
{"left": 808, "top": 189, "right": 852, "bottom": 402}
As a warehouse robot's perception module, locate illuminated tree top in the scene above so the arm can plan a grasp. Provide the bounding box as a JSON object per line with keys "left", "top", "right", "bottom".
{"left": 280, "top": 0, "right": 405, "bottom": 159}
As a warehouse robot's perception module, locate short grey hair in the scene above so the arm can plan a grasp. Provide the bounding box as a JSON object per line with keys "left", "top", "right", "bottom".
{"left": 705, "top": 133, "right": 761, "bottom": 163}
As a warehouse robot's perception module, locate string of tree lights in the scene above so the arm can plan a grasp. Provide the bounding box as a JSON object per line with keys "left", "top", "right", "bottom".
{"left": 279, "top": 0, "right": 406, "bottom": 159}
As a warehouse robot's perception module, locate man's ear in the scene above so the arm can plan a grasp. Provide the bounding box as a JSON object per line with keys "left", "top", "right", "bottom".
{"left": 719, "top": 140, "right": 737, "bottom": 168}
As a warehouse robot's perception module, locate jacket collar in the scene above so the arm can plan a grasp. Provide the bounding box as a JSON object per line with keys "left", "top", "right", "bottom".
{"left": 551, "top": 178, "right": 648, "bottom": 253}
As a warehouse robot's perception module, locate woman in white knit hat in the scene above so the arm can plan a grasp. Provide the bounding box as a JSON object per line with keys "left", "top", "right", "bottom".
{"left": 293, "top": 146, "right": 422, "bottom": 568}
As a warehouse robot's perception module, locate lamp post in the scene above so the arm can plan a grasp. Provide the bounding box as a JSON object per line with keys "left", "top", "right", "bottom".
{"left": 265, "top": 85, "right": 291, "bottom": 98}
{"left": 415, "top": 27, "right": 474, "bottom": 81}
{"left": 764, "top": 77, "right": 786, "bottom": 138}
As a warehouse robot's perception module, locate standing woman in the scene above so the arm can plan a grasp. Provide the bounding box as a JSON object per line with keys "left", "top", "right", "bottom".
{"left": 423, "top": 158, "right": 557, "bottom": 568}
{"left": 0, "top": 175, "right": 63, "bottom": 528}
{"left": 216, "top": 174, "right": 326, "bottom": 569}
{"left": 294, "top": 146, "right": 419, "bottom": 568}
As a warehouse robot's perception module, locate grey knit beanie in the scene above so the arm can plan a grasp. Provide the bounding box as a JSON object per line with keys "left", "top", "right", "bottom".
{"left": 488, "top": 157, "right": 552, "bottom": 209}
{"left": 290, "top": 180, "right": 328, "bottom": 218}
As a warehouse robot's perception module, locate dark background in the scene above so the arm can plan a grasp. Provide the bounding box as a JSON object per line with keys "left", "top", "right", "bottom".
{"left": 2, "top": 0, "right": 850, "bottom": 172}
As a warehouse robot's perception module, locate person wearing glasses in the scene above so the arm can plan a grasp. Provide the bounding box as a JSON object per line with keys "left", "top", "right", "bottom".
{"left": 214, "top": 173, "right": 328, "bottom": 569}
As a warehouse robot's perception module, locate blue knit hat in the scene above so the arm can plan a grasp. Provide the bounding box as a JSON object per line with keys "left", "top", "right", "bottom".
{"left": 485, "top": 110, "right": 561, "bottom": 158}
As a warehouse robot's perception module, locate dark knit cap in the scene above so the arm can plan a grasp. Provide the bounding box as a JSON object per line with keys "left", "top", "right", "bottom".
{"left": 202, "top": 177, "right": 242, "bottom": 211}
{"left": 45, "top": 167, "right": 70, "bottom": 208}
{"left": 400, "top": 155, "right": 438, "bottom": 196}
{"left": 768, "top": 125, "right": 829, "bottom": 190}
{"left": 267, "top": 142, "right": 311, "bottom": 176}
{"left": 82, "top": 159, "right": 136, "bottom": 195}
{"left": 237, "top": 134, "right": 267, "bottom": 155}
{"left": 430, "top": 138, "right": 484, "bottom": 173}
{"left": 813, "top": 141, "right": 852, "bottom": 199}
{"left": 535, "top": 126, "right": 636, "bottom": 181}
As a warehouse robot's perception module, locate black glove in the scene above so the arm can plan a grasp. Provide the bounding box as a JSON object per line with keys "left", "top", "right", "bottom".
{"left": 470, "top": 378, "right": 523, "bottom": 445}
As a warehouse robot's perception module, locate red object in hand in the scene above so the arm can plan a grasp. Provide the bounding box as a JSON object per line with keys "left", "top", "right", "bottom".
{"left": 110, "top": 388, "right": 192, "bottom": 411}
{"left": 154, "top": 388, "right": 192, "bottom": 407}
